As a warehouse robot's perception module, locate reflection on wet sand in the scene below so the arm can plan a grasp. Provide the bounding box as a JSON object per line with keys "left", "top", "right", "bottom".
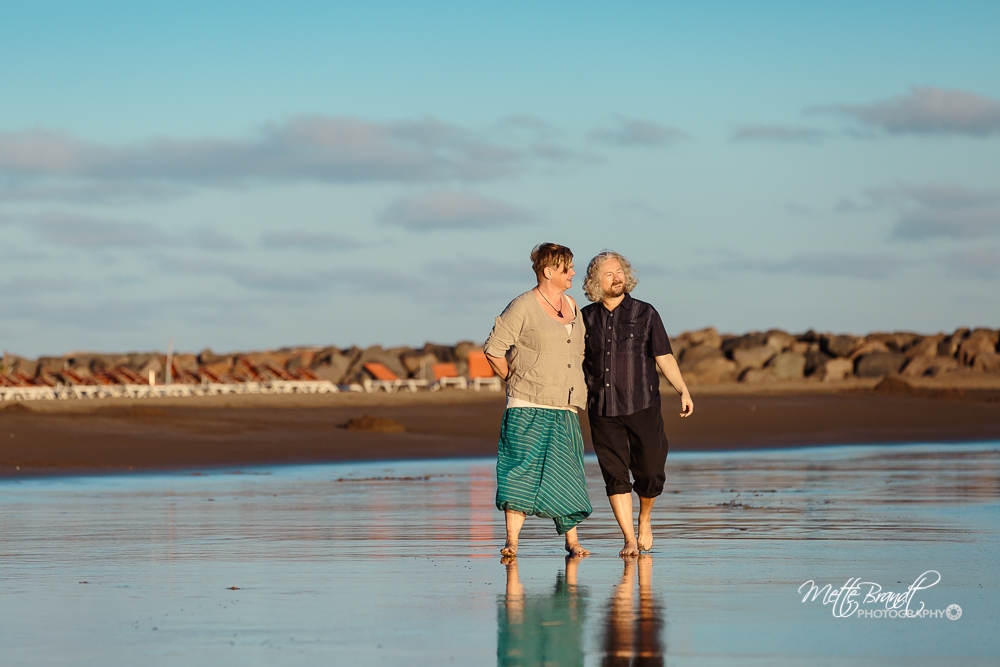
{"left": 2, "top": 444, "right": 997, "bottom": 665}
{"left": 602, "top": 556, "right": 664, "bottom": 667}
{"left": 498, "top": 556, "right": 587, "bottom": 666}
{"left": 498, "top": 555, "right": 666, "bottom": 667}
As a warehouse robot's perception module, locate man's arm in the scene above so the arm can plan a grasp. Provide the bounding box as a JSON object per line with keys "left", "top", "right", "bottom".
{"left": 654, "top": 353, "right": 693, "bottom": 417}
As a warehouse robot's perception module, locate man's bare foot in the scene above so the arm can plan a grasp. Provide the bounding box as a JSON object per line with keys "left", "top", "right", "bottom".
{"left": 565, "top": 540, "right": 590, "bottom": 557}
{"left": 620, "top": 539, "right": 639, "bottom": 557}
{"left": 637, "top": 518, "right": 653, "bottom": 552}
{"left": 500, "top": 539, "right": 518, "bottom": 557}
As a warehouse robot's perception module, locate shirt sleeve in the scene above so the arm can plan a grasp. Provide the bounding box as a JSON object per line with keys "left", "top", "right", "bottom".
{"left": 484, "top": 297, "right": 525, "bottom": 358}
{"left": 649, "top": 308, "right": 673, "bottom": 357}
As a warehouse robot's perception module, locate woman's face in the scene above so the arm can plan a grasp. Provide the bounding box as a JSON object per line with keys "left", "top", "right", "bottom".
{"left": 545, "top": 261, "right": 575, "bottom": 291}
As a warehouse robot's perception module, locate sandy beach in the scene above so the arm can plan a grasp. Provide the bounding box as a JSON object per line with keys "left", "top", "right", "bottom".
{"left": 3, "top": 378, "right": 999, "bottom": 477}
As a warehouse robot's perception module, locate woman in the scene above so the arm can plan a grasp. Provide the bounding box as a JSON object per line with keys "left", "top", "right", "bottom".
{"left": 484, "top": 242, "right": 592, "bottom": 557}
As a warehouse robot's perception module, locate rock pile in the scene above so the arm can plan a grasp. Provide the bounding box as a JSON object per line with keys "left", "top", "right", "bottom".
{"left": 673, "top": 327, "right": 1000, "bottom": 385}
{"left": 2, "top": 327, "right": 998, "bottom": 388}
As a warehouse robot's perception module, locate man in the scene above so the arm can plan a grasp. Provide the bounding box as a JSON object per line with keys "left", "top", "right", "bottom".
{"left": 581, "top": 250, "right": 693, "bottom": 556}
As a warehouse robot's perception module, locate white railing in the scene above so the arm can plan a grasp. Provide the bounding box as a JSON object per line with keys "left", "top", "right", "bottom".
{"left": 0, "top": 380, "right": 338, "bottom": 402}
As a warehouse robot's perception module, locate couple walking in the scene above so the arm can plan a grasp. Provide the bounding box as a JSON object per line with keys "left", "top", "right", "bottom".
{"left": 485, "top": 243, "right": 694, "bottom": 558}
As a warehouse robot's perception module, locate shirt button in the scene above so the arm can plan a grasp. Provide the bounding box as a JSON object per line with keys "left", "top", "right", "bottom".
{"left": 605, "top": 368, "right": 609, "bottom": 371}
{"left": 567, "top": 339, "right": 571, "bottom": 343}
{"left": 606, "top": 383, "right": 610, "bottom": 387}
{"left": 567, "top": 364, "right": 571, "bottom": 368}
{"left": 606, "top": 352, "right": 610, "bottom": 355}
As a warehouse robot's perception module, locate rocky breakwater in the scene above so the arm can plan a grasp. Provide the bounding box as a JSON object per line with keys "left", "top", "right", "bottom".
{"left": 672, "top": 327, "right": 1000, "bottom": 386}
{"left": 2, "top": 328, "right": 998, "bottom": 391}
{"left": 0, "top": 341, "right": 487, "bottom": 388}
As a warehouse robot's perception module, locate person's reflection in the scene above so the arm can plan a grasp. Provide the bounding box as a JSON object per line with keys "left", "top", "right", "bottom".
{"left": 497, "top": 556, "right": 587, "bottom": 666}
{"left": 601, "top": 555, "right": 665, "bottom": 666}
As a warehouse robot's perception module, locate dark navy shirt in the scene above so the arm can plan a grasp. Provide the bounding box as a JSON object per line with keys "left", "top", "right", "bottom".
{"left": 582, "top": 294, "right": 673, "bottom": 417}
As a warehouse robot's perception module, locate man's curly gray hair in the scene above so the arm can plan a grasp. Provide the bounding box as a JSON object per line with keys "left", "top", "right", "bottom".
{"left": 583, "top": 250, "right": 639, "bottom": 303}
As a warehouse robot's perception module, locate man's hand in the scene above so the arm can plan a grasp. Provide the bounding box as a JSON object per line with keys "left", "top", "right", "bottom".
{"left": 679, "top": 391, "right": 694, "bottom": 417}
{"left": 654, "top": 353, "right": 694, "bottom": 417}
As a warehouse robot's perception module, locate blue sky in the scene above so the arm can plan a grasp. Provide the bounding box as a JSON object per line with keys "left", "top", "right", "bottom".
{"left": 1, "top": 1, "right": 998, "bottom": 357}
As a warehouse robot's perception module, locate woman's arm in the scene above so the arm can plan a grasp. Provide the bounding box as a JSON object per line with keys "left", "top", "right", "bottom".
{"left": 486, "top": 354, "right": 510, "bottom": 381}
{"left": 654, "top": 353, "right": 693, "bottom": 417}
{"left": 484, "top": 296, "right": 526, "bottom": 382}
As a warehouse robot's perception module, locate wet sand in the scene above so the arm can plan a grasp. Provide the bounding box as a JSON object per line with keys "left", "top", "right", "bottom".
{"left": 2, "top": 385, "right": 1000, "bottom": 476}
{"left": 2, "top": 445, "right": 997, "bottom": 665}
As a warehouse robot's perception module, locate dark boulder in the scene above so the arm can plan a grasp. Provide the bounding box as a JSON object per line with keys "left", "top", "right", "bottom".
{"left": 680, "top": 346, "right": 724, "bottom": 368}
{"left": 421, "top": 343, "right": 457, "bottom": 363}
{"left": 198, "top": 348, "right": 231, "bottom": 366}
{"left": 732, "top": 345, "right": 776, "bottom": 372}
{"left": 767, "top": 352, "right": 807, "bottom": 380}
{"left": 721, "top": 332, "right": 769, "bottom": 356}
{"left": 821, "top": 334, "right": 862, "bottom": 358}
{"left": 804, "top": 350, "right": 833, "bottom": 376}
{"left": 854, "top": 352, "right": 907, "bottom": 378}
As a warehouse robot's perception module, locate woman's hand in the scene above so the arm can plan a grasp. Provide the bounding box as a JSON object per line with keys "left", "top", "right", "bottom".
{"left": 486, "top": 353, "right": 510, "bottom": 381}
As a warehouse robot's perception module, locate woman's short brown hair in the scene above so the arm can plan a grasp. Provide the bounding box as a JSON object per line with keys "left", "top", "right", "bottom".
{"left": 530, "top": 243, "right": 574, "bottom": 279}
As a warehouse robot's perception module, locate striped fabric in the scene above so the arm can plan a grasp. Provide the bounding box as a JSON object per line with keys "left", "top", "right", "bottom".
{"left": 495, "top": 407, "right": 593, "bottom": 534}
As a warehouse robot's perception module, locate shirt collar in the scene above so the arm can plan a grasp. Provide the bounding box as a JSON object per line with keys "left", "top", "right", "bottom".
{"left": 603, "top": 293, "right": 633, "bottom": 314}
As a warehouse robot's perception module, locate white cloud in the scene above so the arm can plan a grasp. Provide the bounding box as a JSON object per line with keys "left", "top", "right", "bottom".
{"left": 812, "top": 87, "right": 1000, "bottom": 137}
{"left": 730, "top": 124, "right": 827, "bottom": 143}
{"left": 1, "top": 211, "right": 172, "bottom": 247}
{"left": 840, "top": 184, "right": 1000, "bottom": 240}
{"left": 938, "top": 246, "right": 1000, "bottom": 280}
{"left": 190, "top": 227, "right": 244, "bottom": 251}
{"left": 1, "top": 212, "right": 248, "bottom": 250}
{"left": 425, "top": 258, "right": 528, "bottom": 283}
{"left": 261, "top": 230, "right": 364, "bottom": 251}
{"left": 0, "top": 116, "right": 588, "bottom": 205}
{"left": 378, "top": 190, "right": 533, "bottom": 231}
{"left": 588, "top": 116, "right": 688, "bottom": 147}
{"left": 713, "top": 252, "right": 905, "bottom": 280}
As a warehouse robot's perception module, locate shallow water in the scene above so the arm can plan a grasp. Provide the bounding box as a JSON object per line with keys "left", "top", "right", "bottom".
{"left": 1, "top": 443, "right": 998, "bottom": 665}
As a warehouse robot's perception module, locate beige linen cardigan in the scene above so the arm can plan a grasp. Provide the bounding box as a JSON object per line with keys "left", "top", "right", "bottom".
{"left": 484, "top": 290, "right": 587, "bottom": 410}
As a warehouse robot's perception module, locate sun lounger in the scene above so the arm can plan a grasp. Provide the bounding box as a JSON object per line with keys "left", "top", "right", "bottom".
{"left": 467, "top": 350, "right": 502, "bottom": 391}
{"left": 430, "top": 363, "right": 468, "bottom": 391}
{"left": 362, "top": 362, "right": 428, "bottom": 393}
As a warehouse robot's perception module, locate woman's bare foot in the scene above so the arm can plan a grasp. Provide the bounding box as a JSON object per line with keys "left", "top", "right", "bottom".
{"left": 500, "top": 539, "right": 518, "bottom": 557}
{"left": 563, "top": 526, "right": 590, "bottom": 557}
{"left": 502, "top": 509, "right": 526, "bottom": 557}
{"left": 620, "top": 539, "right": 640, "bottom": 557}
{"left": 637, "top": 517, "right": 653, "bottom": 552}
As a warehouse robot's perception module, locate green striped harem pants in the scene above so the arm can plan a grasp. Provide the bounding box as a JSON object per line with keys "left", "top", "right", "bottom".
{"left": 495, "top": 407, "right": 593, "bottom": 534}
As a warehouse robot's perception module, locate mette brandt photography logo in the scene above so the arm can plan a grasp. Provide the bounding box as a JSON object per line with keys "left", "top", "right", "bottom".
{"left": 798, "top": 570, "right": 963, "bottom": 620}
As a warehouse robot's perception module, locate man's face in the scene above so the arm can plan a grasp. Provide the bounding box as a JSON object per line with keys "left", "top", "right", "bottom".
{"left": 599, "top": 258, "right": 626, "bottom": 298}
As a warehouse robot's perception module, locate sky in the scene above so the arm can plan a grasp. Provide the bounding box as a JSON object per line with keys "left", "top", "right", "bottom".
{"left": 1, "top": 1, "right": 998, "bottom": 357}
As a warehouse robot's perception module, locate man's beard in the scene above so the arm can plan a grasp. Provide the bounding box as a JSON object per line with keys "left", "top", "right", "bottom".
{"left": 606, "top": 282, "right": 625, "bottom": 297}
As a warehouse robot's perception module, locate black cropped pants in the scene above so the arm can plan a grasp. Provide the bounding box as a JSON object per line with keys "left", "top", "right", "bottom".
{"left": 588, "top": 403, "right": 669, "bottom": 498}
